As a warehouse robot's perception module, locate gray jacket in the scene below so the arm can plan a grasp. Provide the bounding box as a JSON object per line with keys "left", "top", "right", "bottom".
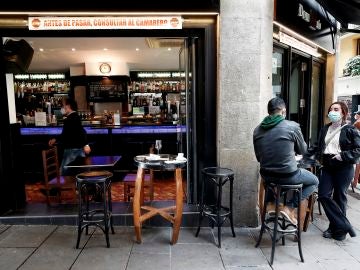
{"left": 253, "top": 120, "right": 307, "bottom": 175}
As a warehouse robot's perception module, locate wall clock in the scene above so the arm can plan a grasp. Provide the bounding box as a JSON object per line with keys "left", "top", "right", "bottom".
{"left": 99, "top": 63, "right": 111, "bottom": 74}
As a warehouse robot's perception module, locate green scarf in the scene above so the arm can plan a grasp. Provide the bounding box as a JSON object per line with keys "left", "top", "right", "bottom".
{"left": 260, "top": 114, "right": 284, "bottom": 130}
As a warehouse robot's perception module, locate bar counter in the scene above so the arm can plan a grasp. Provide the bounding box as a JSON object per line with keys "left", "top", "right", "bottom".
{"left": 20, "top": 124, "right": 187, "bottom": 135}
{"left": 20, "top": 124, "right": 186, "bottom": 182}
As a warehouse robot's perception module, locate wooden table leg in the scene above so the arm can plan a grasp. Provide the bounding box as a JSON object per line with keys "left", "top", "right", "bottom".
{"left": 258, "top": 177, "right": 265, "bottom": 223}
{"left": 133, "top": 167, "right": 144, "bottom": 243}
{"left": 171, "top": 168, "right": 183, "bottom": 244}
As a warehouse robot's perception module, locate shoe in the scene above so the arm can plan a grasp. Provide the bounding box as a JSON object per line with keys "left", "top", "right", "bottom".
{"left": 280, "top": 206, "right": 298, "bottom": 226}
{"left": 348, "top": 227, "right": 357, "bottom": 237}
{"left": 266, "top": 202, "right": 284, "bottom": 216}
{"left": 332, "top": 232, "right": 346, "bottom": 241}
{"left": 332, "top": 228, "right": 356, "bottom": 241}
{"left": 322, "top": 228, "right": 332, "bottom": 239}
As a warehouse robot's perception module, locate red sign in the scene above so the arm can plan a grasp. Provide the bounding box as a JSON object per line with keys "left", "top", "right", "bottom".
{"left": 29, "top": 16, "right": 182, "bottom": 30}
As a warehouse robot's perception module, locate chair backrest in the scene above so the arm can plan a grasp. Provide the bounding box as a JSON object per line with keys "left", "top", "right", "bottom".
{"left": 42, "top": 146, "right": 61, "bottom": 187}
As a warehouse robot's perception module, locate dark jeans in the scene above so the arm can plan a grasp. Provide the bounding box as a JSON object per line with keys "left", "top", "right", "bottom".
{"left": 318, "top": 165, "right": 354, "bottom": 232}
{"left": 262, "top": 168, "right": 319, "bottom": 207}
{"left": 60, "top": 148, "right": 85, "bottom": 176}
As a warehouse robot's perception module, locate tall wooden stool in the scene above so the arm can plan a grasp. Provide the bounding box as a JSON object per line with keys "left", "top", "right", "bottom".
{"left": 123, "top": 170, "right": 154, "bottom": 201}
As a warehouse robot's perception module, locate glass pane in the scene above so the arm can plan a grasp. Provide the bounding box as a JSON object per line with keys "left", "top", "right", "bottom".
{"left": 309, "top": 63, "right": 321, "bottom": 145}
{"left": 289, "top": 63, "right": 300, "bottom": 122}
{"left": 272, "top": 50, "right": 283, "bottom": 97}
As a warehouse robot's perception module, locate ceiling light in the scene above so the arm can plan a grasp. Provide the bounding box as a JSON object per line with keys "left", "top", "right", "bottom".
{"left": 71, "top": 48, "right": 76, "bottom": 51}
{"left": 167, "top": 48, "right": 172, "bottom": 51}
{"left": 39, "top": 48, "right": 44, "bottom": 52}
{"left": 103, "top": 48, "right": 108, "bottom": 51}
{"left": 135, "top": 48, "right": 140, "bottom": 51}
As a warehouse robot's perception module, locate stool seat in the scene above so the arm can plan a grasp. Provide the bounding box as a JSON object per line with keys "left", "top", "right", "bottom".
{"left": 123, "top": 174, "right": 151, "bottom": 182}
{"left": 75, "top": 170, "right": 114, "bottom": 248}
{"left": 202, "top": 167, "right": 234, "bottom": 177}
{"left": 196, "top": 167, "right": 236, "bottom": 248}
{"left": 76, "top": 170, "right": 113, "bottom": 182}
{"left": 267, "top": 182, "right": 303, "bottom": 189}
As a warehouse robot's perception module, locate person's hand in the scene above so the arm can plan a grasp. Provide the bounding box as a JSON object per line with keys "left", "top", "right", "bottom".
{"left": 83, "top": 144, "right": 91, "bottom": 155}
{"left": 332, "top": 154, "right": 342, "bottom": 161}
{"left": 48, "top": 138, "right": 56, "bottom": 147}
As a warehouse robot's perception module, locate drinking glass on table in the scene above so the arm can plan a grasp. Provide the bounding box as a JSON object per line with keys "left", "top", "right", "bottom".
{"left": 155, "top": 140, "right": 162, "bottom": 154}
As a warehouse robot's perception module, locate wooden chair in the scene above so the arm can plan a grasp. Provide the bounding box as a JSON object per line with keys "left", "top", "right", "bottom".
{"left": 42, "top": 146, "right": 76, "bottom": 205}
{"left": 123, "top": 169, "right": 154, "bottom": 201}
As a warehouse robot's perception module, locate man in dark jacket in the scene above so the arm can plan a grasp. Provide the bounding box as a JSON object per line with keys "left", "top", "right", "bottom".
{"left": 253, "top": 97, "right": 318, "bottom": 224}
{"left": 49, "top": 98, "right": 91, "bottom": 175}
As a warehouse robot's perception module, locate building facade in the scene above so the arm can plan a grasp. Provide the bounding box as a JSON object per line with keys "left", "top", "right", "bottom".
{"left": 0, "top": 0, "right": 339, "bottom": 227}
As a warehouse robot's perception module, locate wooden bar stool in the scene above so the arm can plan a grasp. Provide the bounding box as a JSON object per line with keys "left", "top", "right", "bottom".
{"left": 123, "top": 170, "right": 154, "bottom": 201}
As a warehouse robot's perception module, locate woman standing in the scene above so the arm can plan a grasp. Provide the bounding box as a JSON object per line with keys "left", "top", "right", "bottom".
{"left": 308, "top": 101, "right": 360, "bottom": 240}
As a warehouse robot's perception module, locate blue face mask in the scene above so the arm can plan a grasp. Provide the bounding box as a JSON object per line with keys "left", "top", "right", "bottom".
{"left": 328, "top": 111, "right": 342, "bottom": 123}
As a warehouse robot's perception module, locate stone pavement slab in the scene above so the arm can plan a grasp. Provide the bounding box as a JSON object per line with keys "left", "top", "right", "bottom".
{"left": 0, "top": 247, "right": 35, "bottom": 270}
{"left": 0, "top": 225, "right": 56, "bottom": 248}
{"left": 18, "top": 226, "right": 91, "bottom": 270}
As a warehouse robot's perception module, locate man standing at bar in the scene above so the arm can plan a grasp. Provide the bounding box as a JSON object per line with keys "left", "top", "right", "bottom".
{"left": 49, "top": 98, "right": 91, "bottom": 175}
{"left": 253, "top": 97, "right": 318, "bottom": 225}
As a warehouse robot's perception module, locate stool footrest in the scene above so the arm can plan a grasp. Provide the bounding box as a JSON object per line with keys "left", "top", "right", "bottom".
{"left": 202, "top": 206, "right": 231, "bottom": 217}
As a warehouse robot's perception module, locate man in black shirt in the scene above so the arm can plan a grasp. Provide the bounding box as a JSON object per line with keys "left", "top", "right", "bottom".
{"left": 49, "top": 98, "right": 91, "bottom": 175}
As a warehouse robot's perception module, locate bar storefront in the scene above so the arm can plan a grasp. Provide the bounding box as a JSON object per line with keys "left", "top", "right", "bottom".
{"left": 0, "top": 2, "right": 219, "bottom": 221}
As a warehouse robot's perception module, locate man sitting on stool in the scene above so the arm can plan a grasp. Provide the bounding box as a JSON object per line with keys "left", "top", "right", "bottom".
{"left": 253, "top": 97, "right": 319, "bottom": 225}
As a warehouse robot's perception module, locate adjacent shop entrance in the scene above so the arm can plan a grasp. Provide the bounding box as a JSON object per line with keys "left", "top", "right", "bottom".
{"left": 272, "top": 44, "right": 325, "bottom": 144}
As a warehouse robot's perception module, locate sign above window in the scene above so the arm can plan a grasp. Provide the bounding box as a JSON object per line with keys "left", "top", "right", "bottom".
{"left": 28, "top": 16, "right": 182, "bottom": 30}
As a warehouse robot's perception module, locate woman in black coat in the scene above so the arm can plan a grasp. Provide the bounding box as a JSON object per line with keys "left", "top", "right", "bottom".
{"left": 308, "top": 101, "right": 360, "bottom": 240}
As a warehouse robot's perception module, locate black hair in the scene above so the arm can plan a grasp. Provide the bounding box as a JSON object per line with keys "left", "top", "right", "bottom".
{"left": 64, "top": 97, "right": 78, "bottom": 111}
{"left": 267, "top": 97, "right": 286, "bottom": 114}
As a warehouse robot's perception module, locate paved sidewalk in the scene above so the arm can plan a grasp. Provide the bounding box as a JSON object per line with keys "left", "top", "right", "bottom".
{"left": 1, "top": 189, "right": 360, "bottom": 270}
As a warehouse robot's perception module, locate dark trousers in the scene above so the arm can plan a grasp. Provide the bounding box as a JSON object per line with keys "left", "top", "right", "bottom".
{"left": 318, "top": 165, "right": 354, "bottom": 232}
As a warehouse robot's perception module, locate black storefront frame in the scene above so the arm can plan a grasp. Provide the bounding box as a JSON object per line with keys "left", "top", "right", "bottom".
{"left": 0, "top": 17, "right": 218, "bottom": 214}
{"left": 273, "top": 40, "right": 325, "bottom": 143}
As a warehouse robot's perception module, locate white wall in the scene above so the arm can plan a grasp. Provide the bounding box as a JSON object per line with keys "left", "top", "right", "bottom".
{"left": 337, "top": 75, "right": 360, "bottom": 97}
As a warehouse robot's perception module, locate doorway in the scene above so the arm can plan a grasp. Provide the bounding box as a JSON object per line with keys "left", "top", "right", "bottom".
{"left": 288, "top": 52, "right": 311, "bottom": 139}
{"left": 272, "top": 44, "right": 325, "bottom": 144}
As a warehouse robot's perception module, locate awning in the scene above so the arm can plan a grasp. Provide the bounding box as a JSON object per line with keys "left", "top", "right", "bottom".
{"left": 316, "top": 0, "right": 360, "bottom": 28}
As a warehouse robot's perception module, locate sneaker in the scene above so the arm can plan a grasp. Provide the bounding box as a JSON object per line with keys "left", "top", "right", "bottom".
{"left": 280, "top": 206, "right": 298, "bottom": 226}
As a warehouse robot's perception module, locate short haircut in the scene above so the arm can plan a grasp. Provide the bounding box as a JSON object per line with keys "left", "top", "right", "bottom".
{"left": 267, "top": 97, "right": 286, "bottom": 114}
{"left": 64, "top": 98, "right": 78, "bottom": 111}
{"left": 328, "top": 101, "right": 348, "bottom": 121}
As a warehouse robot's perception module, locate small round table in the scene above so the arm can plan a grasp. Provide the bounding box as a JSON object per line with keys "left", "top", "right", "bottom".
{"left": 133, "top": 154, "right": 186, "bottom": 244}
